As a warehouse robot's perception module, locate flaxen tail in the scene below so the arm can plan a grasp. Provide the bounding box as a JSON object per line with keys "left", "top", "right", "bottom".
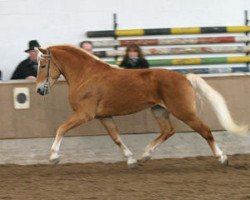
{"left": 186, "top": 73, "right": 248, "bottom": 135}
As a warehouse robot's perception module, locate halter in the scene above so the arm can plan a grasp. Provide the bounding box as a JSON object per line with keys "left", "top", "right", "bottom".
{"left": 40, "top": 51, "right": 52, "bottom": 95}
{"left": 40, "top": 53, "right": 51, "bottom": 78}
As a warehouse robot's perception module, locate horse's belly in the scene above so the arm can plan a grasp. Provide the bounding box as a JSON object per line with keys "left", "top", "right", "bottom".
{"left": 95, "top": 97, "right": 157, "bottom": 117}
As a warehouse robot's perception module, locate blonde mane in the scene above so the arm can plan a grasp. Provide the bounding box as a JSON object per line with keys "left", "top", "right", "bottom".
{"left": 47, "top": 45, "right": 122, "bottom": 69}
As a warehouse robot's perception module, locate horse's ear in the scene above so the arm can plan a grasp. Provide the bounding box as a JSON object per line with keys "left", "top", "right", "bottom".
{"left": 35, "top": 47, "right": 47, "bottom": 54}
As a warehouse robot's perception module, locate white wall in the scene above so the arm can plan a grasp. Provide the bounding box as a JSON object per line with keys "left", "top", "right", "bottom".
{"left": 0, "top": 0, "right": 249, "bottom": 80}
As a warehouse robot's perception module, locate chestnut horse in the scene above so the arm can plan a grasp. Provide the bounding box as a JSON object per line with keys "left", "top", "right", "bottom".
{"left": 35, "top": 45, "right": 247, "bottom": 168}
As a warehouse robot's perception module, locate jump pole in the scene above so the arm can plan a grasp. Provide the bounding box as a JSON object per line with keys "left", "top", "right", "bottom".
{"left": 94, "top": 46, "right": 250, "bottom": 58}
{"left": 87, "top": 26, "right": 250, "bottom": 37}
{"left": 91, "top": 36, "right": 250, "bottom": 48}
{"left": 108, "top": 56, "right": 250, "bottom": 66}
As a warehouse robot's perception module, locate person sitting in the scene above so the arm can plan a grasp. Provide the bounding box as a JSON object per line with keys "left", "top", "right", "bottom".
{"left": 11, "top": 40, "right": 40, "bottom": 80}
{"left": 79, "top": 41, "right": 93, "bottom": 54}
{"left": 119, "top": 44, "right": 149, "bottom": 69}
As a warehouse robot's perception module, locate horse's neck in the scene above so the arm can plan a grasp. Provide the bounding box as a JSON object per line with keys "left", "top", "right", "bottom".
{"left": 58, "top": 53, "right": 108, "bottom": 86}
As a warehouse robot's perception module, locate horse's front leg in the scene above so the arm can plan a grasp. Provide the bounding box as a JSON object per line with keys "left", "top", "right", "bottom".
{"left": 100, "top": 117, "right": 138, "bottom": 169}
{"left": 50, "top": 111, "right": 94, "bottom": 164}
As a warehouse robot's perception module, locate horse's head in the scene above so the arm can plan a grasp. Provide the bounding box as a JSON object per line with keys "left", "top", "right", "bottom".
{"left": 35, "top": 47, "right": 61, "bottom": 95}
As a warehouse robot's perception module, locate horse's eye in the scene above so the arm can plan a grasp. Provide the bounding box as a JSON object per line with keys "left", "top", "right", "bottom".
{"left": 41, "top": 65, "right": 46, "bottom": 68}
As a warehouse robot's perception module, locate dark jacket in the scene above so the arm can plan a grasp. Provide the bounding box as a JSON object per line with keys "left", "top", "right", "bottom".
{"left": 119, "top": 58, "right": 149, "bottom": 69}
{"left": 11, "top": 58, "right": 38, "bottom": 79}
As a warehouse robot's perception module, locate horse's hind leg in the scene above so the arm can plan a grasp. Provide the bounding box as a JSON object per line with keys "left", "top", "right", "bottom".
{"left": 141, "top": 105, "right": 175, "bottom": 162}
{"left": 100, "top": 117, "right": 138, "bottom": 169}
{"left": 162, "top": 81, "right": 228, "bottom": 165}
{"left": 178, "top": 114, "right": 228, "bottom": 165}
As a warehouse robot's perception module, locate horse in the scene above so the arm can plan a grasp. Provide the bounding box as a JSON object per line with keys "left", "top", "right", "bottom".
{"left": 35, "top": 45, "right": 247, "bottom": 168}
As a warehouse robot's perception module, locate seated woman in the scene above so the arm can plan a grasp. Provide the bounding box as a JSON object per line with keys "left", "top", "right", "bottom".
{"left": 119, "top": 44, "right": 149, "bottom": 69}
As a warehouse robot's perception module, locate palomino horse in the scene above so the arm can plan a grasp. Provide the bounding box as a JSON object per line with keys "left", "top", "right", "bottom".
{"left": 35, "top": 45, "right": 247, "bottom": 168}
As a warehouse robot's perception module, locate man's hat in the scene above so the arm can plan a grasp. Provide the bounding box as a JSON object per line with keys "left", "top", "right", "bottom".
{"left": 25, "top": 40, "right": 40, "bottom": 52}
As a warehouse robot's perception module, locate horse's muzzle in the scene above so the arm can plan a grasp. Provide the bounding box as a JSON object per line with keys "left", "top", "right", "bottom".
{"left": 36, "top": 83, "right": 49, "bottom": 96}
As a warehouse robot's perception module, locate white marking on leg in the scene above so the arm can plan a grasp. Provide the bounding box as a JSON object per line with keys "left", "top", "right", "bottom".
{"left": 124, "top": 147, "right": 137, "bottom": 166}
{"left": 50, "top": 151, "right": 60, "bottom": 161}
{"left": 214, "top": 143, "right": 228, "bottom": 164}
{"left": 214, "top": 143, "right": 223, "bottom": 157}
{"left": 50, "top": 137, "right": 62, "bottom": 161}
{"left": 142, "top": 144, "right": 154, "bottom": 161}
{"left": 118, "top": 137, "right": 137, "bottom": 167}
{"left": 123, "top": 147, "right": 133, "bottom": 158}
{"left": 51, "top": 137, "right": 63, "bottom": 152}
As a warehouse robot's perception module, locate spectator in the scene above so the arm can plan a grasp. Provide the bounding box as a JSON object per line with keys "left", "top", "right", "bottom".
{"left": 120, "top": 44, "right": 149, "bottom": 69}
{"left": 79, "top": 41, "right": 93, "bottom": 54}
{"left": 0, "top": 70, "right": 2, "bottom": 80}
{"left": 11, "top": 40, "right": 40, "bottom": 80}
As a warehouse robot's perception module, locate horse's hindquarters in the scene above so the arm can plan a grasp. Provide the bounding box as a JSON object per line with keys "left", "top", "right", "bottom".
{"left": 156, "top": 71, "right": 197, "bottom": 120}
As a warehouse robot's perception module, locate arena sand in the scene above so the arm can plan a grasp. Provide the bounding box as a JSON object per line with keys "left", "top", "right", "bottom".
{"left": 0, "top": 154, "right": 250, "bottom": 200}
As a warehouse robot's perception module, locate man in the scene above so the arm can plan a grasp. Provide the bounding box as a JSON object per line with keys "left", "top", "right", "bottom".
{"left": 79, "top": 41, "right": 93, "bottom": 54}
{"left": 11, "top": 40, "right": 40, "bottom": 80}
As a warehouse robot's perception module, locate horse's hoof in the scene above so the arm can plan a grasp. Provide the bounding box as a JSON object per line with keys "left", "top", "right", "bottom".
{"left": 50, "top": 157, "right": 61, "bottom": 165}
{"left": 127, "top": 158, "right": 138, "bottom": 169}
{"left": 140, "top": 155, "right": 152, "bottom": 163}
{"left": 128, "top": 162, "right": 138, "bottom": 169}
{"left": 49, "top": 154, "right": 61, "bottom": 165}
{"left": 219, "top": 155, "right": 228, "bottom": 166}
{"left": 222, "top": 159, "right": 229, "bottom": 166}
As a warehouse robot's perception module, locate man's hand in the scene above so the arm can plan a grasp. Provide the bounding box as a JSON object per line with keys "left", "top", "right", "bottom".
{"left": 26, "top": 76, "right": 36, "bottom": 80}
